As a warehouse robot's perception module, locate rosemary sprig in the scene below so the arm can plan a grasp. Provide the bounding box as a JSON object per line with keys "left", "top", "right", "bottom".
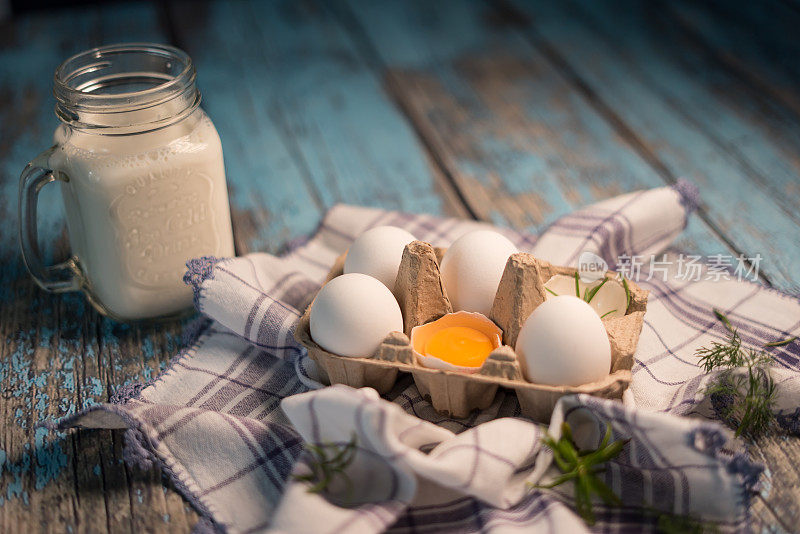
{"left": 293, "top": 434, "right": 357, "bottom": 495}
{"left": 545, "top": 287, "right": 559, "bottom": 297}
{"left": 620, "top": 275, "right": 631, "bottom": 311}
{"left": 599, "top": 309, "right": 617, "bottom": 319}
{"left": 696, "top": 310, "right": 777, "bottom": 438}
{"left": 574, "top": 271, "right": 581, "bottom": 298}
{"left": 531, "top": 422, "right": 629, "bottom": 525}
{"left": 713, "top": 308, "right": 734, "bottom": 333}
{"left": 533, "top": 423, "right": 715, "bottom": 529}
{"left": 764, "top": 336, "right": 797, "bottom": 348}
{"left": 584, "top": 278, "right": 607, "bottom": 304}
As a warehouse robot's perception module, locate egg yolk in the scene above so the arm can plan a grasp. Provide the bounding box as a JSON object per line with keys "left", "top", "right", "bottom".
{"left": 424, "top": 326, "right": 494, "bottom": 368}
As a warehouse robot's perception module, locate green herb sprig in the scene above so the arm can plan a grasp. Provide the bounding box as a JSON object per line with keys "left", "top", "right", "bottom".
{"left": 713, "top": 308, "right": 734, "bottom": 332}
{"left": 532, "top": 422, "right": 718, "bottom": 530}
{"left": 293, "top": 434, "right": 357, "bottom": 495}
{"left": 764, "top": 336, "right": 797, "bottom": 348}
{"left": 706, "top": 364, "right": 776, "bottom": 439}
{"left": 696, "top": 309, "right": 778, "bottom": 438}
{"left": 696, "top": 327, "right": 749, "bottom": 372}
{"left": 531, "top": 422, "right": 629, "bottom": 525}
{"left": 584, "top": 278, "right": 607, "bottom": 304}
{"left": 652, "top": 510, "right": 717, "bottom": 533}
{"left": 620, "top": 274, "right": 631, "bottom": 311}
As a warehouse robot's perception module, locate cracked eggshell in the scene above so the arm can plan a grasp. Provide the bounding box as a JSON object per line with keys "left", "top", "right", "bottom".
{"left": 310, "top": 273, "right": 403, "bottom": 358}
{"left": 544, "top": 274, "right": 627, "bottom": 319}
{"left": 410, "top": 311, "right": 502, "bottom": 373}
{"left": 344, "top": 226, "right": 416, "bottom": 292}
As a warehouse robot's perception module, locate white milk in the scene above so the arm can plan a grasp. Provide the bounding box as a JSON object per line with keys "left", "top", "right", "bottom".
{"left": 50, "top": 109, "right": 234, "bottom": 319}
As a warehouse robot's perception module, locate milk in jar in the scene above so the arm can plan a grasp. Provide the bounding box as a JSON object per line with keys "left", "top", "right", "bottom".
{"left": 52, "top": 110, "right": 233, "bottom": 319}
{"left": 19, "top": 44, "right": 235, "bottom": 320}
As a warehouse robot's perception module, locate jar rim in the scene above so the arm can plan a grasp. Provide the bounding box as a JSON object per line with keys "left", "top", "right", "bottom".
{"left": 53, "top": 42, "right": 200, "bottom": 131}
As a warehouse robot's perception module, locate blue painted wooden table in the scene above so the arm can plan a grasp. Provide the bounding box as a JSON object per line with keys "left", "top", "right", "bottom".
{"left": 1, "top": 0, "right": 798, "bottom": 531}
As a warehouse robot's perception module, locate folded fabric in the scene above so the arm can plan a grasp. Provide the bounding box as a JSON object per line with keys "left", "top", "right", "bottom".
{"left": 56, "top": 181, "right": 800, "bottom": 534}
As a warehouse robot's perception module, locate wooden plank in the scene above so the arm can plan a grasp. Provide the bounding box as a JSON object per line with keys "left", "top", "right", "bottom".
{"left": 166, "top": 0, "right": 469, "bottom": 255}
{"left": 748, "top": 435, "right": 800, "bottom": 532}
{"left": 0, "top": 3, "right": 198, "bottom": 532}
{"left": 508, "top": 0, "right": 800, "bottom": 292}
{"left": 338, "top": 0, "right": 733, "bottom": 255}
{"left": 666, "top": 0, "right": 800, "bottom": 118}
{"left": 749, "top": 498, "right": 791, "bottom": 534}
{"left": 661, "top": 0, "right": 800, "bottom": 218}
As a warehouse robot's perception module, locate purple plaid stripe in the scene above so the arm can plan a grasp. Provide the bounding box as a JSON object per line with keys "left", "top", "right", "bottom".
{"left": 200, "top": 422, "right": 301, "bottom": 497}
{"left": 189, "top": 346, "right": 256, "bottom": 406}
{"left": 565, "top": 191, "right": 644, "bottom": 264}
{"left": 215, "top": 413, "right": 301, "bottom": 498}
{"left": 207, "top": 327, "right": 303, "bottom": 353}
{"left": 216, "top": 265, "right": 302, "bottom": 318}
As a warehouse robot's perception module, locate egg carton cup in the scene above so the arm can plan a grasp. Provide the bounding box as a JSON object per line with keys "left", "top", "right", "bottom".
{"left": 295, "top": 241, "right": 648, "bottom": 422}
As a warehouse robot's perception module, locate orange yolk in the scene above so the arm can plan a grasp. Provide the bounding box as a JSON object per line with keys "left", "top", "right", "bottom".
{"left": 424, "top": 326, "right": 494, "bottom": 368}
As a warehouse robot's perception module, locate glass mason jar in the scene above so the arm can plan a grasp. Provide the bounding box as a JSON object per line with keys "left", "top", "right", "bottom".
{"left": 19, "top": 43, "right": 235, "bottom": 321}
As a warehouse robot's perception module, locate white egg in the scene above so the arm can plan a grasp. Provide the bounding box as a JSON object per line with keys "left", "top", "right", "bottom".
{"left": 310, "top": 273, "right": 403, "bottom": 358}
{"left": 544, "top": 274, "right": 627, "bottom": 319}
{"left": 515, "top": 296, "right": 611, "bottom": 386}
{"left": 440, "top": 230, "right": 517, "bottom": 316}
{"left": 344, "top": 226, "right": 417, "bottom": 292}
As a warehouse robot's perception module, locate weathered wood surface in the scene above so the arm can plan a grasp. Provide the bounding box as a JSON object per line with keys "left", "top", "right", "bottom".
{"left": 0, "top": 0, "right": 798, "bottom": 532}
{"left": 339, "top": 0, "right": 731, "bottom": 254}
{"left": 667, "top": 0, "right": 800, "bottom": 119}
{"left": 509, "top": 0, "right": 800, "bottom": 293}
{"left": 0, "top": 4, "right": 199, "bottom": 532}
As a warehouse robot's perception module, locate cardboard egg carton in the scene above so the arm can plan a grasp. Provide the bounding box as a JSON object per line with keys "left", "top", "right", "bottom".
{"left": 295, "top": 241, "right": 648, "bottom": 422}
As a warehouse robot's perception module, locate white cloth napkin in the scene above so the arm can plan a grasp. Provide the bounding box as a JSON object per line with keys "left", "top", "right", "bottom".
{"left": 57, "top": 181, "right": 800, "bottom": 533}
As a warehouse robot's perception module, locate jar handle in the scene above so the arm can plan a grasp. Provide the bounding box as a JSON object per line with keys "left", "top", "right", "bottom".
{"left": 18, "top": 146, "right": 82, "bottom": 292}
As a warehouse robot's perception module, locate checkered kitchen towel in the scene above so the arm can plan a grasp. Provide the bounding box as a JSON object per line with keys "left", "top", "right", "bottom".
{"left": 58, "top": 181, "right": 800, "bottom": 533}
